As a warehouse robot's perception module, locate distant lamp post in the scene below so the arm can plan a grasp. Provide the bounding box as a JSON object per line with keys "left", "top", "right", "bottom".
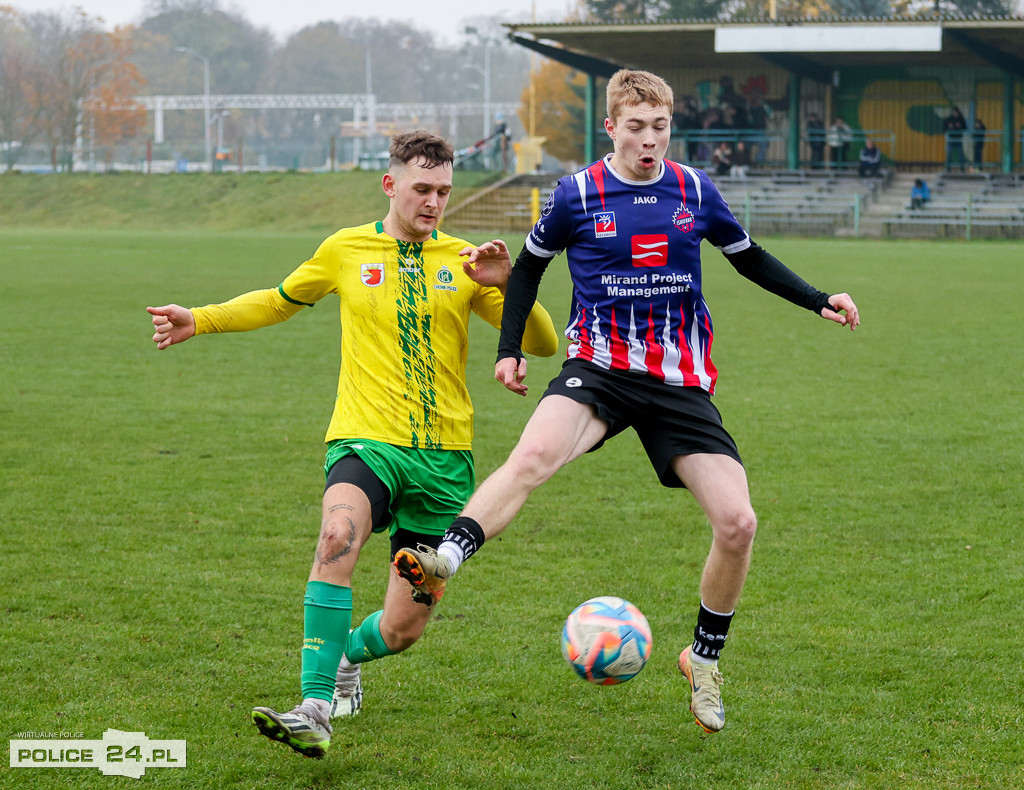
{"left": 463, "top": 27, "right": 492, "bottom": 141}
{"left": 174, "top": 46, "right": 212, "bottom": 171}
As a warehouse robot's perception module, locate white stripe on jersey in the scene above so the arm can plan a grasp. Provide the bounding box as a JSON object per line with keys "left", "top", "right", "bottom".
{"left": 679, "top": 164, "right": 703, "bottom": 209}
{"left": 573, "top": 171, "right": 588, "bottom": 214}
{"left": 626, "top": 304, "right": 647, "bottom": 372}
{"left": 589, "top": 309, "right": 612, "bottom": 368}
{"left": 720, "top": 236, "right": 752, "bottom": 255}
{"left": 688, "top": 305, "right": 713, "bottom": 390}
{"left": 525, "top": 235, "right": 559, "bottom": 258}
{"left": 660, "top": 303, "right": 685, "bottom": 386}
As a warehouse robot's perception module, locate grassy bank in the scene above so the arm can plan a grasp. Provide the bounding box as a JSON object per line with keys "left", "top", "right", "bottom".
{"left": 0, "top": 170, "right": 497, "bottom": 232}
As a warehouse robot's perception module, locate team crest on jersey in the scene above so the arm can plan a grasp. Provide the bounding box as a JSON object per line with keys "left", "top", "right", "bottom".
{"left": 594, "top": 211, "right": 617, "bottom": 238}
{"left": 434, "top": 266, "right": 457, "bottom": 291}
{"left": 672, "top": 203, "right": 695, "bottom": 233}
{"left": 361, "top": 263, "right": 384, "bottom": 287}
{"left": 541, "top": 192, "right": 555, "bottom": 217}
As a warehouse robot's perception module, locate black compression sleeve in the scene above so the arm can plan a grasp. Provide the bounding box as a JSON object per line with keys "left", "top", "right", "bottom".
{"left": 725, "top": 243, "right": 832, "bottom": 315}
{"left": 496, "top": 247, "right": 552, "bottom": 363}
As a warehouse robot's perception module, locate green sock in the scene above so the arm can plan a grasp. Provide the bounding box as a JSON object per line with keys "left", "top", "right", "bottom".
{"left": 345, "top": 610, "right": 397, "bottom": 664}
{"left": 301, "top": 580, "right": 352, "bottom": 702}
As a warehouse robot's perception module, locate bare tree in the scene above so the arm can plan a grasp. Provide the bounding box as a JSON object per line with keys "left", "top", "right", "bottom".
{"left": 0, "top": 8, "right": 46, "bottom": 170}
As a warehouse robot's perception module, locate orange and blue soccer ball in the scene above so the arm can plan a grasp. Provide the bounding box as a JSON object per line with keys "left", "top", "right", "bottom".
{"left": 561, "top": 596, "right": 653, "bottom": 685}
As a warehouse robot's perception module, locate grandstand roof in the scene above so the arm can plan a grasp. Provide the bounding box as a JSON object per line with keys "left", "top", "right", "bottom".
{"left": 504, "top": 16, "right": 1024, "bottom": 81}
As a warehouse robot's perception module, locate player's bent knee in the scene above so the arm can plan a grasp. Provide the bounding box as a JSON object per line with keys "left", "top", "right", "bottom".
{"left": 315, "top": 521, "right": 358, "bottom": 564}
{"left": 713, "top": 510, "right": 757, "bottom": 554}
{"left": 507, "top": 439, "right": 563, "bottom": 486}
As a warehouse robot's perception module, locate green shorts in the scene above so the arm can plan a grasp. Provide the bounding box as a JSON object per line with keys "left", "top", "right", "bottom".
{"left": 324, "top": 438, "right": 474, "bottom": 537}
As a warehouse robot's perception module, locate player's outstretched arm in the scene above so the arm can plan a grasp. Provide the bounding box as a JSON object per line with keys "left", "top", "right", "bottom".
{"left": 495, "top": 356, "right": 529, "bottom": 397}
{"left": 822, "top": 293, "right": 860, "bottom": 331}
{"left": 147, "top": 304, "right": 195, "bottom": 350}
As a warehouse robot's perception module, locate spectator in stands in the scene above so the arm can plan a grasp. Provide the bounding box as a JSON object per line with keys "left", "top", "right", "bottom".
{"left": 698, "top": 109, "right": 724, "bottom": 163}
{"left": 910, "top": 178, "right": 930, "bottom": 210}
{"left": 806, "top": 113, "right": 826, "bottom": 169}
{"left": 943, "top": 107, "right": 967, "bottom": 172}
{"left": 971, "top": 117, "right": 986, "bottom": 171}
{"left": 748, "top": 94, "right": 769, "bottom": 162}
{"left": 731, "top": 141, "right": 751, "bottom": 179}
{"left": 711, "top": 141, "right": 732, "bottom": 176}
{"left": 717, "top": 76, "right": 745, "bottom": 121}
{"left": 827, "top": 117, "right": 852, "bottom": 169}
{"left": 673, "top": 97, "right": 701, "bottom": 163}
{"left": 858, "top": 139, "right": 882, "bottom": 178}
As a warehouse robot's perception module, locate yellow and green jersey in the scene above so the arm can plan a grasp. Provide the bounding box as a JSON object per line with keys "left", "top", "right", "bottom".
{"left": 192, "top": 221, "right": 557, "bottom": 451}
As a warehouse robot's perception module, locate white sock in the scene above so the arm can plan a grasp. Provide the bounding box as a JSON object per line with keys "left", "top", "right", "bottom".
{"left": 437, "top": 541, "right": 463, "bottom": 575}
{"left": 689, "top": 651, "right": 717, "bottom": 666}
{"left": 302, "top": 697, "right": 330, "bottom": 722}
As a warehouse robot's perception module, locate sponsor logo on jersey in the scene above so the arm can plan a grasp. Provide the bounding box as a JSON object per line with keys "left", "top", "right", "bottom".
{"left": 433, "top": 266, "right": 457, "bottom": 291}
{"left": 541, "top": 192, "right": 555, "bottom": 217}
{"left": 361, "top": 263, "right": 384, "bottom": 287}
{"left": 594, "top": 211, "right": 617, "bottom": 238}
{"left": 672, "top": 203, "right": 695, "bottom": 233}
{"left": 634, "top": 196, "right": 658, "bottom": 204}
{"left": 631, "top": 234, "right": 668, "bottom": 267}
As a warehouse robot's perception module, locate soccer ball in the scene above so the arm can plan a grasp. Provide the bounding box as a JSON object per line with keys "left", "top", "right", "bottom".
{"left": 561, "top": 596, "right": 652, "bottom": 685}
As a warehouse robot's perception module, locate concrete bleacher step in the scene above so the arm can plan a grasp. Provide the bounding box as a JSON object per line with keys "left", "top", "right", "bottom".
{"left": 444, "top": 174, "right": 555, "bottom": 234}
{"left": 443, "top": 169, "right": 1023, "bottom": 239}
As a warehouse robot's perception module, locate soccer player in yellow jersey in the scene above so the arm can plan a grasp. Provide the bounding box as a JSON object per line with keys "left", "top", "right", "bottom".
{"left": 147, "top": 131, "right": 558, "bottom": 759}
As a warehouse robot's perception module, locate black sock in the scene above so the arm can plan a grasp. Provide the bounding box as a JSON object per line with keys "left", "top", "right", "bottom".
{"left": 443, "top": 516, "right": 485, "bottom": 564}
{"left": 691, "top": 602, "right": 734, "bottom": 661}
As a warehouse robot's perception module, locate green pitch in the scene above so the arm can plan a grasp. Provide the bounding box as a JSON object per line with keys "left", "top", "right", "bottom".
{"left": 2, "top": 229, "right": 1021, "bottom": 789}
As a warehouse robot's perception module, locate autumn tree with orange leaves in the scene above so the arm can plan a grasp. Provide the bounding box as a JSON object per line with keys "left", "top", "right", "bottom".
{"left": 519, "top": 59, "right": 589, "bottom": 166}
{"left": 1, "top": 8, "right": 144, "bottom": 171}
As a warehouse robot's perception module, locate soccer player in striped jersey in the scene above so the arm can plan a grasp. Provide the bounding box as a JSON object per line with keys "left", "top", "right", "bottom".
{"left": 395, "top": 72, "right": 860, "bottom": 734}
{"left": 147, "top": 131, "right": 558, "bottom": 758}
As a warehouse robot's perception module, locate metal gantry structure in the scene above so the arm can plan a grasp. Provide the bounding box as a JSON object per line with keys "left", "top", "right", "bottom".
{"left": 135, "top": 94, "right": 521, "bottom": 165}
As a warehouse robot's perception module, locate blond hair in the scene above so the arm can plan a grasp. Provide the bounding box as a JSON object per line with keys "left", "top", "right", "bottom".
{"left": 606, "top": 70, "right": 674, "bottom": 122}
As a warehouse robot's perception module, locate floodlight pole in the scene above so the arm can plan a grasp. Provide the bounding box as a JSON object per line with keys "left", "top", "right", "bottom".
{"left": 464, "top": 27, "right": 492, "bottom": 140}
{"left": 175, "top": 46, "right": 212, "bottom": 172}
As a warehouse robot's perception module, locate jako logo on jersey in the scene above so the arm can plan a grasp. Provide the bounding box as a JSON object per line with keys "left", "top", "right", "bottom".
{"left": 672, "top": 203, "right": 695, "bottom": 233}
{"left": 634, "top": 196, "right": 658, "bottom": 204}
{"left": 594, "top": 211, "right": 617, "bottom": 238}
{"left": 565, "top": 377, "right": 583, "bottom": 388}
{"left": 361, "top": 263, "right": 384, "bottom": 287}
{"left": 631, "top": 234, "right": 668, "bottom": 267}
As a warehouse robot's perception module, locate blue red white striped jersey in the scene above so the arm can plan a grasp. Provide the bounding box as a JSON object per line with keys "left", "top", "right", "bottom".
{"left": 525, "top": 154, "right": 751, "bottom": 394}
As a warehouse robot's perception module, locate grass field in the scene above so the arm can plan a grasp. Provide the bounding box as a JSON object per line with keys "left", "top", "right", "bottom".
{"left": 2, "top": 227, "right": 1022, "bottom": 789}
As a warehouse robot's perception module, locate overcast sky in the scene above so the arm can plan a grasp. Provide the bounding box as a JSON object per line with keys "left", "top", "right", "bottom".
{"left": 7, "top": 0, "right": 578, "bottom": 44}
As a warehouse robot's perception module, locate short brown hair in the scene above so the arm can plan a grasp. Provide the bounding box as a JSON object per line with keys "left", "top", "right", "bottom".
{"left": 389, "top": 131, "right": 454, "bottom": 170}
{"left": 606, "top": 70, "right": 674, "bottom": 122}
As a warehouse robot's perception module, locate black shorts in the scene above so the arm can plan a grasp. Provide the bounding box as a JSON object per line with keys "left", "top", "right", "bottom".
{"left": 542, "top": 358, "right": 742, "bottom": 489}
{"left": 324, "top": 455, "right": 444, "bottom": 559}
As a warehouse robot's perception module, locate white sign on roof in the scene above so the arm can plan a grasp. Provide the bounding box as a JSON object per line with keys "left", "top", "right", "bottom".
{"left": 715, "top": 24, "right": 943, "bottom": 53}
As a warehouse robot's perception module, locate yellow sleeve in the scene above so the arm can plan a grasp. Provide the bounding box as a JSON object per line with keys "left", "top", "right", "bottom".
{"left": 521, "top": 301, "right": 559, "bottom": 358}
{"left": 471, "top": 285, "right": 559, "bottom": 358}
{"left": 192, "top": 288, "right": 304, "bottom": 335}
